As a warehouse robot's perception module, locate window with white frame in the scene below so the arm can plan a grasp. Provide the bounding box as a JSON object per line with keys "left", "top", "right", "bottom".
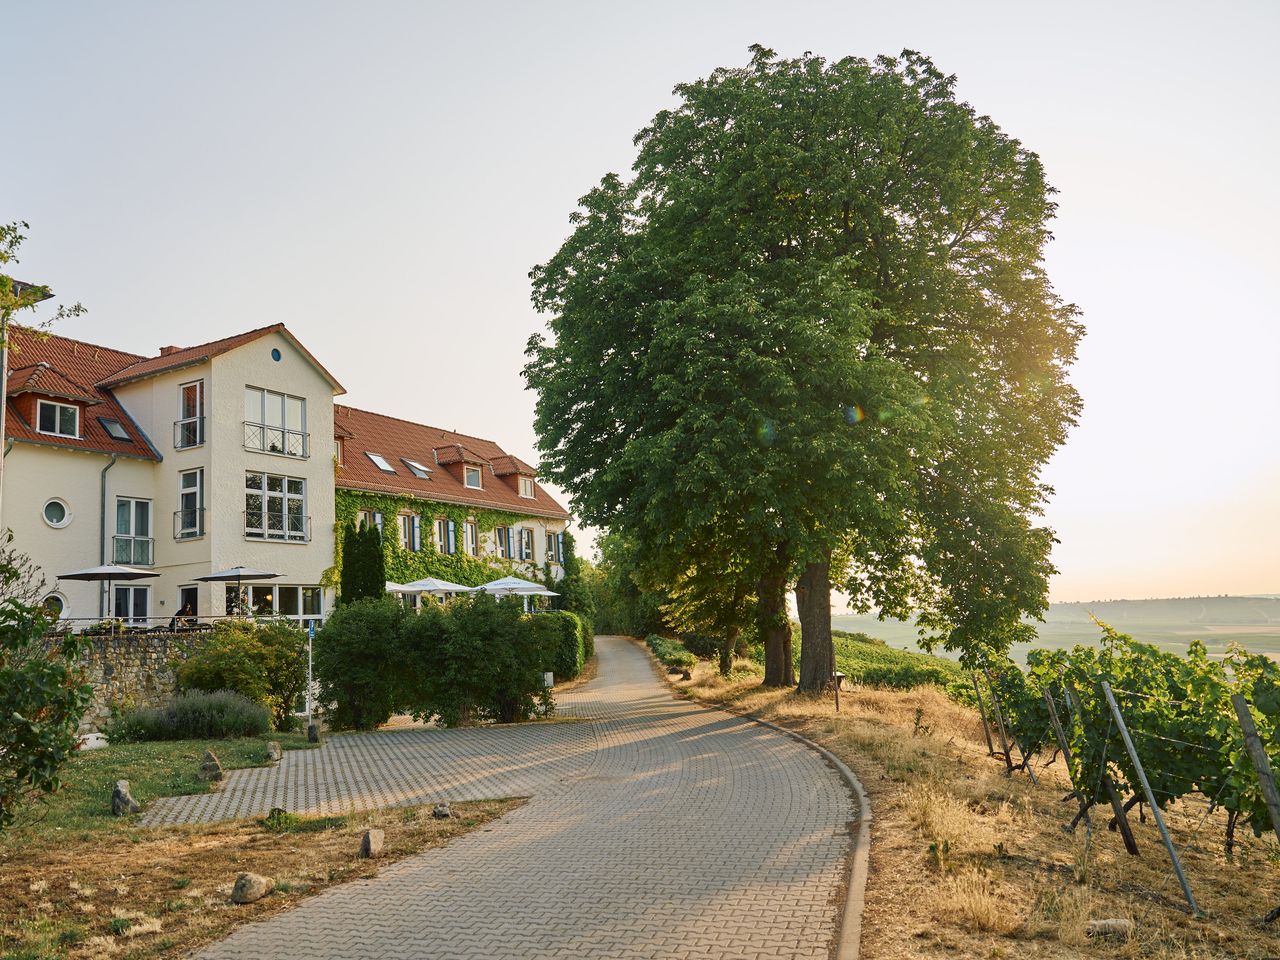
{"left": 37, "top": 400, "right": 79, "bottom": 438}
{"left": 114, "top": 497, "right": 153, "bottom": 565}
{"left": 520, "top": 527, "right": 535, "bottom": 561}
{"left": 114, "top": 585, "right": 149, "bottom": 625}
{"left": 245, "top": 471, "right": 308, "bottom": 540}
{"left": 227, "top": 584, "right": 322, "bottom": 626}
{"left": 402, "top": 458, "right": 432, "bottom": 479}
{"left": 176, "top": 379, "right": 204, "bottom": 447}
{"left": 357, "top": 509, "right": 382, "bottom": 533}
{"left": 464, "top": 466, "right": 482, "bottom": 489}
{"left": 244, "top": 386, "right": 308, "bottom": 457}
{"left": 545, "top": 532, "right": 555, "bottom": 564}
{"left": 399, "top": 512, "right": 421, "bottom": 551}
{"left": 464, "top": 521, "right": 478, "bottom": 557}
{"left": 177, "top": 469, "right": 203, "bottom": 538}
{"left": 518, "top": 476, "right": 535, "bottom": 498}
{"left": 493, "top": 525, "right": 509, "bottom": 559}
{"left": 435, "top": 517, "right": 456, "bottom": 555}
{"left": 366, "top": 452, "right": 395, "bottom": 473}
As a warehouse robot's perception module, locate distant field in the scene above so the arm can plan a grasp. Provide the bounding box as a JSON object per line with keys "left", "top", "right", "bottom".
{"left": 832, "top": 594, "right": 1280, "bottom": 664}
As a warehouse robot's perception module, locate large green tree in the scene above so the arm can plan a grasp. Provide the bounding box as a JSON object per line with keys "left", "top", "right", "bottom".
{"left": 526, "top": 47, "right": 1080, "bottom": 684}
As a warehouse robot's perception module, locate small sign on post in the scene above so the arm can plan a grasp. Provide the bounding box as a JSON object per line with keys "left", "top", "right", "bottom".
{"left": 544, "top": 671, "right": 555, "bottom": 689}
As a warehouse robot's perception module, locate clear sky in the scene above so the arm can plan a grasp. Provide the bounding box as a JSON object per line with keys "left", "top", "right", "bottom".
{"left": 6, "top": 1, "right": 1277, "bottom": 603}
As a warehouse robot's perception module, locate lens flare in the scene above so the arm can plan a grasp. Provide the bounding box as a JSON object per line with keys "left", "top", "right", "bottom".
{"left": 845, "top": 405, "right": 865, "bottom": 424}
{"left": 757, "top": 419, "right": 777, "bottom": 446}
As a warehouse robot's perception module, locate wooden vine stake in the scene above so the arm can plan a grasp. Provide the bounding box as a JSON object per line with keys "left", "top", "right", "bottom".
{"left": 1230, "top": 693, "right": 1280, "bottom": 923}
{"left": 1101, "top": 681, "right": 1199, "bottom": 915}
{"left": 970, "top": 673, "right": 996, "bottom": 756}
{"left": 1064, "top": 681, "right": 1139, "bottom": 856}
{"left": 981, "top": 669, "right": 1015, "bottom": 773}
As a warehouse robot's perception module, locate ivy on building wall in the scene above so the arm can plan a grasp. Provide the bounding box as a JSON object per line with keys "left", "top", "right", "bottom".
{"left": 326, "top": 488, "right": 554, "bottom": 591}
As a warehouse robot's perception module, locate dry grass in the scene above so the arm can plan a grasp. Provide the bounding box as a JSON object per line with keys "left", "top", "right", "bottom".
{"left": 659, "top": 647, "right": 1280, "bottom": 960}
{"left": 0, "top": 798, "right": 522, "bottom": 959}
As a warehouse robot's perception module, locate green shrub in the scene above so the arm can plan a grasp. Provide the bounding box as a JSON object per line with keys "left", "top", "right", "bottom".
{"left": 313, "top": 597, "right": 405, "bottom": 730}
{"left": 403, "top": 593, "right": 554, "bottom": 726}
{"left": 645, "top": 634, "right": 697, "bottom": 671}
{"left": 540, "top": 611, "right": 584, "bottom": 681}
{"left": 107, "top": 690, "right": 270, "bottom": 741}
{"left": 678, "top": 634, "right": 720, "bottom": 660}
{"left": 177, "top": 620, "right": 306, "bottom": 729}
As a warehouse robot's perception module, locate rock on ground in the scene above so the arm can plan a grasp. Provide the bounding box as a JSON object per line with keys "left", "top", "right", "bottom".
{"left": 231, "top": 873, "right": 273, "bottom": 904}
{"left": 111, "top": 780, "right": 141, "bottom": 816}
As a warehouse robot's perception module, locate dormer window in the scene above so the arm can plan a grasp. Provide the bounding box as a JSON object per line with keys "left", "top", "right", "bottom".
{"left": 335, "top": 438, "right": 344, "bottom": 464}
{"left": 403, "top": 459, "right": 432, "bottom": 479}
{"left": 464, "top": 466, "right": 482, "bottom": 489}
{"left": 366, "top": 452, "right": 396, "bottom": 474}
{"left": 519, "top": 477, "right": 535, "bottom": 498}
{"left": 37, "top": 400, "right": 79, "bottom": 438}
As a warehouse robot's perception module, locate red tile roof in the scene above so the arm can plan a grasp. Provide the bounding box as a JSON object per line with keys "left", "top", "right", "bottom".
{"left": 99, "top": 323, "right": 346, "bottom": 393}
{"left": 433, "top": 443, "right": 490, "bottom": 466}
{"left": 490, "top": 454, "right": 536, "bottom": 477}
{"left": 7, "top": 363, "right": 101, "bottom": 404}
{"left": 3, "top": 328, "right": 158, "bottom": 460}
{"left": 334, "top": 404, "right": 569, "bottom": 520}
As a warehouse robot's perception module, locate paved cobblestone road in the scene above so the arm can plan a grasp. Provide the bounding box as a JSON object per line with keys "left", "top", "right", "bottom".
{"left": 186, "top": 636, "right": 854, "bottom": 960}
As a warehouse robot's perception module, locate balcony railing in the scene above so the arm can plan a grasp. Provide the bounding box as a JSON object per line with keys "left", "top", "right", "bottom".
{"left": 174, "top": 507, "right": 205, "bottom": 540}
{"left": 174, "top": 416, "right": 205, "bottom": 449}
{"left": 112, "top": 535, "right": 154, "bottom": 565}
{"left": 244, "top": 511, "right": 310, "bottom": 542}
{"left": 244, "top": 422, "right": 308, "bottom": 458}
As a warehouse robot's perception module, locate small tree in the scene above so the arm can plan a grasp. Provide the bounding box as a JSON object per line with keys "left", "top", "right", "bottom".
{"left": 313, "top": 596, "right": 404, "bottom": 729}
{"left": 0, "top": 572, "right": 92, "bottom": 829}
{"left": 340, "top": 521, "right": 385, "bottom": 604}
{"left": 177, "top": 620, "right": 306, "bottom": 729}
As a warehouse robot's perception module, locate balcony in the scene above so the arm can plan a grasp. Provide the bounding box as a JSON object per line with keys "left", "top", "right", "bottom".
{"left": 174, "top": 507, "right": 205, "bottom": 540}
{"left": 244, "top": 511, "right": 310, "bottom": 542}
{"left": 244, "top": 421, "right": 308, "bottom": 458}
{"left": 174, "top": 416, "right": 205, "bottom": 449}
{"left": 112, "top": 535, "right": 154, "bottom": 565}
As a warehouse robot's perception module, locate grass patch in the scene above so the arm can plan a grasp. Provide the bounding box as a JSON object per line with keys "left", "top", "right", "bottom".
{"left": 259, "top": 810, "right": 347, "bottom": 834}
{"left": 0, "top": 798, "right": 520, "bottom": 959}
{"left": 0, "top": 732, "right": 316, "bottom": 845}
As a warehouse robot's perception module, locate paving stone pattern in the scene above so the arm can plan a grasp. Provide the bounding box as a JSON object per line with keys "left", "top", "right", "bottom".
{"left": 189, "top": 636, "right": 854, "bottom": 960}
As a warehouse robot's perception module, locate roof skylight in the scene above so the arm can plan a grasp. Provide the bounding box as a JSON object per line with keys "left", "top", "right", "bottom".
{"left": 99, "top": 417, "right": 130, "bottom": 441}
{"left": 402, "top": 458, "right": 432, "bottom": 479}
{"left": 366, "top": 452, "right": 396, "bottom": 474}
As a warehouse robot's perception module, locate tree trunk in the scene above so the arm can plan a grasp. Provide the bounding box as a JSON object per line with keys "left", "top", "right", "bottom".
{"left": 719, "top": 626, "right": 739, "bottom": 677}
{"left": 796, "top": 557, "right": 834, "bottom": 693}
{"left": 758, "top": 562, "right": 794, "bottom": 688}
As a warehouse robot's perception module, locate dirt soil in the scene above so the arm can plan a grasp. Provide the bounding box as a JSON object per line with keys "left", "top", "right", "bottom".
{"left": 0, "top": 798, "right": 522, "bottom": 959}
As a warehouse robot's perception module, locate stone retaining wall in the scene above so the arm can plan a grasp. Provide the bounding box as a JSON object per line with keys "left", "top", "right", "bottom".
{"left": 66, "top": 632, "right": 206, "bottom": 734}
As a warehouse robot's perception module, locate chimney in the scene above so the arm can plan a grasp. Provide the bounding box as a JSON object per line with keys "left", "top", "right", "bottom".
{"left": 159, "top": 345, "right": 180, "bottom": 356}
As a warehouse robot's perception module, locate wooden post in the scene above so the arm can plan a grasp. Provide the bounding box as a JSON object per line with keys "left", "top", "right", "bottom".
{"left": 982, "top": 669, "right": 1016, "bottom": 773}
{"left": 971, "top": 673, "right": 996, "bottom": 756}
{"left": 1064, "top": 681, "right": 1139, "bottom": 856}
{"left": 1044, "top": 688, "right": 1091, "bottom": 827}
{"left": 1102, "top": 681, "right": 1198, "bottom": 915}
{"left": 1231, "top": 693, "right": 1280, "bottom": 848}
{"left": 983, "top": 668, "right": 1037, "bottom": 783}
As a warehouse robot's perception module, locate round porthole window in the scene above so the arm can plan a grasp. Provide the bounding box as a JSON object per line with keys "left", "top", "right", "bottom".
{"left": 42, "top": 594, "right": 66, "bottom": 619}
{"left": 271, "top": 348, "right": 282, "bottom": 362}
{"left": 42, "top": 498, "right": 71, "bottom": 528}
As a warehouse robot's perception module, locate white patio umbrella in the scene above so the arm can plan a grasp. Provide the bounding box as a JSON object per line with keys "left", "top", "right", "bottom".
{"left": 385, "top": 580, "right": 409, "bottom": 593}
{"left": 471, "top": 575, "right": 547, "bottom": 596}
{"left": 194, "top": 566, "right": 282, "bottom": 616}
{"left": 399, "top": 576, "right": 474, "bottom": 596}
{"left": 57, "top": 564, "right": 159, "bottom": 624}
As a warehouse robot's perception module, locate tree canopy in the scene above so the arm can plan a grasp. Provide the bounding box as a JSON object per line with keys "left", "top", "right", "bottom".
{"left": 525, "top": 47, "right": 1081, "bottom": 680}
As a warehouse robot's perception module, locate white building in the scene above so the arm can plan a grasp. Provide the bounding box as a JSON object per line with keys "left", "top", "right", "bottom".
{"left": 2, "top": 323, "right": 570, "bottom": 628}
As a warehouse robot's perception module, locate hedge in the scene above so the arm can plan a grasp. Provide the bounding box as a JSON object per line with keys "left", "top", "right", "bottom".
{"left": 107, "top": 690, "right": 270, "bottom": 742}
{"left": 645, "top": 634, "right": 697, "bottom": 671}
{"left": 539, "top": 611, "right": 585, "bottom": 681}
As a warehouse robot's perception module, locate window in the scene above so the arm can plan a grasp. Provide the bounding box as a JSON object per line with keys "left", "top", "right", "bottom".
{"left": 244, "top": 471, "right": 308, "bottom": 541}
{"left": 236, "top": 586, "right": 324, "bottom": 626}
{"left": 42, "top": 594, "right": 66, "bottom": 619}
{"left": 244, "top": 387, "right": 308, "bottom": 457}
{"left": 335, "top": 438, "right": 344, "bottom": 464}
{"left": 176, "top": 380, "right": 204, "bottom": 448}
{"left": 519, "top": 527, "right": 535, "bottom": 561}
{"left": 519, "top": 477, "right": 535, "bottom": 499}
{"left": 177, "top": 469, "right": 204, "bottom": 538}
{"left": 357, "top": 509, "right": 382, "bottom": 533}
{"left": 464, "top": 466, "right": 482, "bottom": 489}
{"left": 42, "top": 498, "right": 71, "bottom": 528}
{"left": 494, "top": 525, "right": 509, "bottom": 559}
{"left": 399, "top": 513, "right": 421, "bottom": 551}
{"left": 100, "top": 417, "right": 130, "bottom": 441}
{"left": 37, "top": 400, "right": 79, "bottom": 438}
{"left": 114, "top": 585, "right": 149, "bottom": 625}
{"left": 366, "top": 452, "right": 396, "bottom": 473}
{"left": 114, "top": 497, "right": 153, "bottom": 565}
{"left": 465, "top": 521, "right": 478, "bottom": 557}
{"left": 545, "top": 532, "right": 555, "bottom": 564}
{"left": 403, "top": 458, "right": 432, "bottom": 479}
{"left": 178, "top": 585, "right": 199, "bottom": 619}
{"left": 435, "top": 517, "right": 456, "bottom": 555}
